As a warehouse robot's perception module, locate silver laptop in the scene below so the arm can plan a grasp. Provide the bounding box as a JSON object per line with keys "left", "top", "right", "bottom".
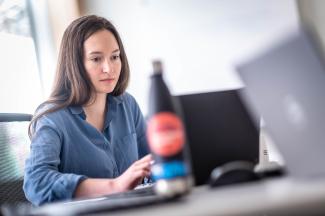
{"left": 236, "top": 27, "right": 325, "bottom": 179}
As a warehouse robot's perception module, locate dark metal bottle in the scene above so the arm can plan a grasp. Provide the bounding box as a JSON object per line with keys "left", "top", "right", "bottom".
{"left": 147, "top": 60, "right": 193, "bottom": 196}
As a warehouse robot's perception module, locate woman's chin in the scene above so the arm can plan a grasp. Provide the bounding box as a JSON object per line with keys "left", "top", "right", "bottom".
{"left": 97, "top": 87, "right": 116, "bottom": 94}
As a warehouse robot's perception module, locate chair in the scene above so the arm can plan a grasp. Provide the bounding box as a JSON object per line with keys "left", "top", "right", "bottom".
{"left": 0, "top": 113, "right": 32, "bottom": 208}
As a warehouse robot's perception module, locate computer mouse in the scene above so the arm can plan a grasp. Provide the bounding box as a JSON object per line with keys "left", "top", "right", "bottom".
{"left": 209, "top": 161, "right": 260, "bottom": 187}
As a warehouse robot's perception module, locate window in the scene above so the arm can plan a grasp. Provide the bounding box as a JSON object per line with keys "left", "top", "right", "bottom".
{"left": 0, "top": 0, "right": 43, "bottom": 114}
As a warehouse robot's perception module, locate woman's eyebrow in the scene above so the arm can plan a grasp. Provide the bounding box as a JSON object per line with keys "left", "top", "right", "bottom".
{"left": 87, "top": 49, "right": 120, "bottom": 55}
{"left": 88, "top": 51, "right": 103, "bottom": 55}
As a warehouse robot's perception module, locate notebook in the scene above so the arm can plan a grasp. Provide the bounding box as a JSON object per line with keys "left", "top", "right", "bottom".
{"left": 236, "top": 27, "right": 325, "bottom": 178}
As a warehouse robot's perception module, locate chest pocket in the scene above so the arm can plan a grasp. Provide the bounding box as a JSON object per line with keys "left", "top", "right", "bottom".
{"left": 114, "top": 132, "right": 138, "bottom": 174}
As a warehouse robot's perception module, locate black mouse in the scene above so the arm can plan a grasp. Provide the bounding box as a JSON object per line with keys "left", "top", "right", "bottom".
{"left": 209, "top": 161, "right": 260, "bottom": 187}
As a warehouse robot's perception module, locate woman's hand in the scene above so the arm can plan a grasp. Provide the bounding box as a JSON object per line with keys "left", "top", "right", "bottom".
{"left": 114, "top": 154, "right": 152, "bottom": 192}
{"left": 74, "top": 154, "right": 152, "bottom": 199}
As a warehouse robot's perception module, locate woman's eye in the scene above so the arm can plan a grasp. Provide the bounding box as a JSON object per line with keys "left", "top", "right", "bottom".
{"left": 112, "top": 55, "right": 120, "bottom": 61}
{"left": 91, "top": 57, "right": 101, "bottom": 62}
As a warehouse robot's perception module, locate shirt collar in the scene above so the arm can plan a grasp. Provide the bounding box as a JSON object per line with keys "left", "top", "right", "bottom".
{"left": 104, "top": 94, "right": 124, "bottom": 129}
{"left": 68, "top": 94, "right": 124, "bottom": 118}
{"left": 109, "top": 94, "right": 123, "bottom": 105}
{"left": 69, "top": 105, "right": 83, "bottom": 115}
{"left": 68, "top": 105, "right": 86, "bottom": 120}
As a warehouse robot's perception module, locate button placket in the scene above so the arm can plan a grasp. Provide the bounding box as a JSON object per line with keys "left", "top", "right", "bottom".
{"left": 103, "top": 135, "right": 119, "bottom": 177}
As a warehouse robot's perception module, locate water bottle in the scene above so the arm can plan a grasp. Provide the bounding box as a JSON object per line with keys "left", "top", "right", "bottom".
{"left": 147, "top": 60, "right": 193, "bottom": 197}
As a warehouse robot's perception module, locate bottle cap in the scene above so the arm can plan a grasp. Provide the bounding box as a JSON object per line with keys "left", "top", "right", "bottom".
{"left": 152, "top": 60, "right": 163, "bottom": 75}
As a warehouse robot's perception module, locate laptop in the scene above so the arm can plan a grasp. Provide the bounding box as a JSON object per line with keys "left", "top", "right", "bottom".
{"left": 236, "top": 27, "right": 325, "bottom": 179}
{"left": 175, "top": 89, "right": 260, "bottom": 185}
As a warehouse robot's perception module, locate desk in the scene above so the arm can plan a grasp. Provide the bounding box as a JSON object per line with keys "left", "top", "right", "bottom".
{"left": 101, "top": 177, "right": 325, "bottom": 216}
{"left": 17, "top": 177, "right": 325, "bottom": 216}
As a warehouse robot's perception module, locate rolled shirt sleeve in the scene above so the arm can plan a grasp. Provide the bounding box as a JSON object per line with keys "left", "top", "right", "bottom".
{"left": 23, "top": 116, "right": 86, "bottom": 206}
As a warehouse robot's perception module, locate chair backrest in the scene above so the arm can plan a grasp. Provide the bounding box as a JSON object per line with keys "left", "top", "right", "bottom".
{"left": 0, "top": 113, "right": 32, "bottom": 207}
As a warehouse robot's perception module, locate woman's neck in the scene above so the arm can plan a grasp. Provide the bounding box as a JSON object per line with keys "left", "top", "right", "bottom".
{"left": 83, "top": 93, "right": 107, "bottom": 115}
{"left": 83, "top": 93, "right": 107, "bottom": 132}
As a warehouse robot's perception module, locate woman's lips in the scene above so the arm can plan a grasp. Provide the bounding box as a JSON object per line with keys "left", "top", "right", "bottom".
{"left": 100, "top": 78, "right": 115, "bottom": 83}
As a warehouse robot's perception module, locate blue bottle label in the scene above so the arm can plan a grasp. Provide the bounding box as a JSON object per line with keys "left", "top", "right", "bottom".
{"left": 151, "top": 161, "right": 188, "bottom": 180}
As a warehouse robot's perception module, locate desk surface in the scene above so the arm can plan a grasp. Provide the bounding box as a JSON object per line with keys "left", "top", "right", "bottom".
{"left": 99, "top": 177, "right": 325, "bottom": 216}
{"left": 23, "top": 177, "right": 325, "bottom": 216}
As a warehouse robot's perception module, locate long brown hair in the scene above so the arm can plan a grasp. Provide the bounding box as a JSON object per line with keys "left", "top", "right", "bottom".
{"left": 28, "top": 15, "right": 130, "bottom": 137}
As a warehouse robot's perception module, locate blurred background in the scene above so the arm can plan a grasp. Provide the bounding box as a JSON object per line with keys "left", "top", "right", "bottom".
{"left": 1, "top": 0, "right": 324, "bottom": 115}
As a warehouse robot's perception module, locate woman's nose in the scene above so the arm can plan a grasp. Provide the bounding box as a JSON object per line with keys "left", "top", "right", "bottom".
{"left": 103, "top": 59, "right": 111, "bottom": 73}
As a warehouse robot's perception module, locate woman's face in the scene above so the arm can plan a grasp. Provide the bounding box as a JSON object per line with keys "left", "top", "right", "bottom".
{"left": 83, "top": 29, "right": 121, "bottom": 95}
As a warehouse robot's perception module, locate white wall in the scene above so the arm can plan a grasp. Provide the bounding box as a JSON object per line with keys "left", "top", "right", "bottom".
{"left": 80, "top": 0, "right": 299, "bottom": 115}
{"left": 297, "top": 0, "right": 325, "bottom": 56}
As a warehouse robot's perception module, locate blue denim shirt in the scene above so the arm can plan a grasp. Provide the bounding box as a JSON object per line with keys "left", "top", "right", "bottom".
{"left": 23, "top": 93, "right": 149, "bottom": 206}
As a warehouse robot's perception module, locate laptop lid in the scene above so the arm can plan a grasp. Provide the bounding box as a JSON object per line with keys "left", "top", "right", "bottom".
{"left": 175, "top": 89, "right": 259, "bottom": 185}
{"left": 237, "top": 27, "right": 325, "bottom": 178}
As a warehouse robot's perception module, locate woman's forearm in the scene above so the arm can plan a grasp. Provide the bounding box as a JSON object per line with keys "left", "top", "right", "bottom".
{"left": 74, "top": 154, "right": 152, "bottom": 199}
{"left": 74, "top": 178, "right": 120, "bottom": 198}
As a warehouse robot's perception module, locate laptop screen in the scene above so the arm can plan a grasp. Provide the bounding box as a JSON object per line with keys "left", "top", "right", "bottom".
{"left": 175, "top": 89, "right": 259, "bottom": 185}
{"left": 237, "top": 27, "right": 325, "bottom": 178}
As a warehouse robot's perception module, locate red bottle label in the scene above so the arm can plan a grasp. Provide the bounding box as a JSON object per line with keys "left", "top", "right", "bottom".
{"left": 147, "top": 112, "right": 185, "bottom": 157}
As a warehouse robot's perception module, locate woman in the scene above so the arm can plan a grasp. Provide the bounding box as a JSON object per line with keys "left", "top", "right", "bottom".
{"left": 23, "top": 15, "right": 152, "bottom": 206}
